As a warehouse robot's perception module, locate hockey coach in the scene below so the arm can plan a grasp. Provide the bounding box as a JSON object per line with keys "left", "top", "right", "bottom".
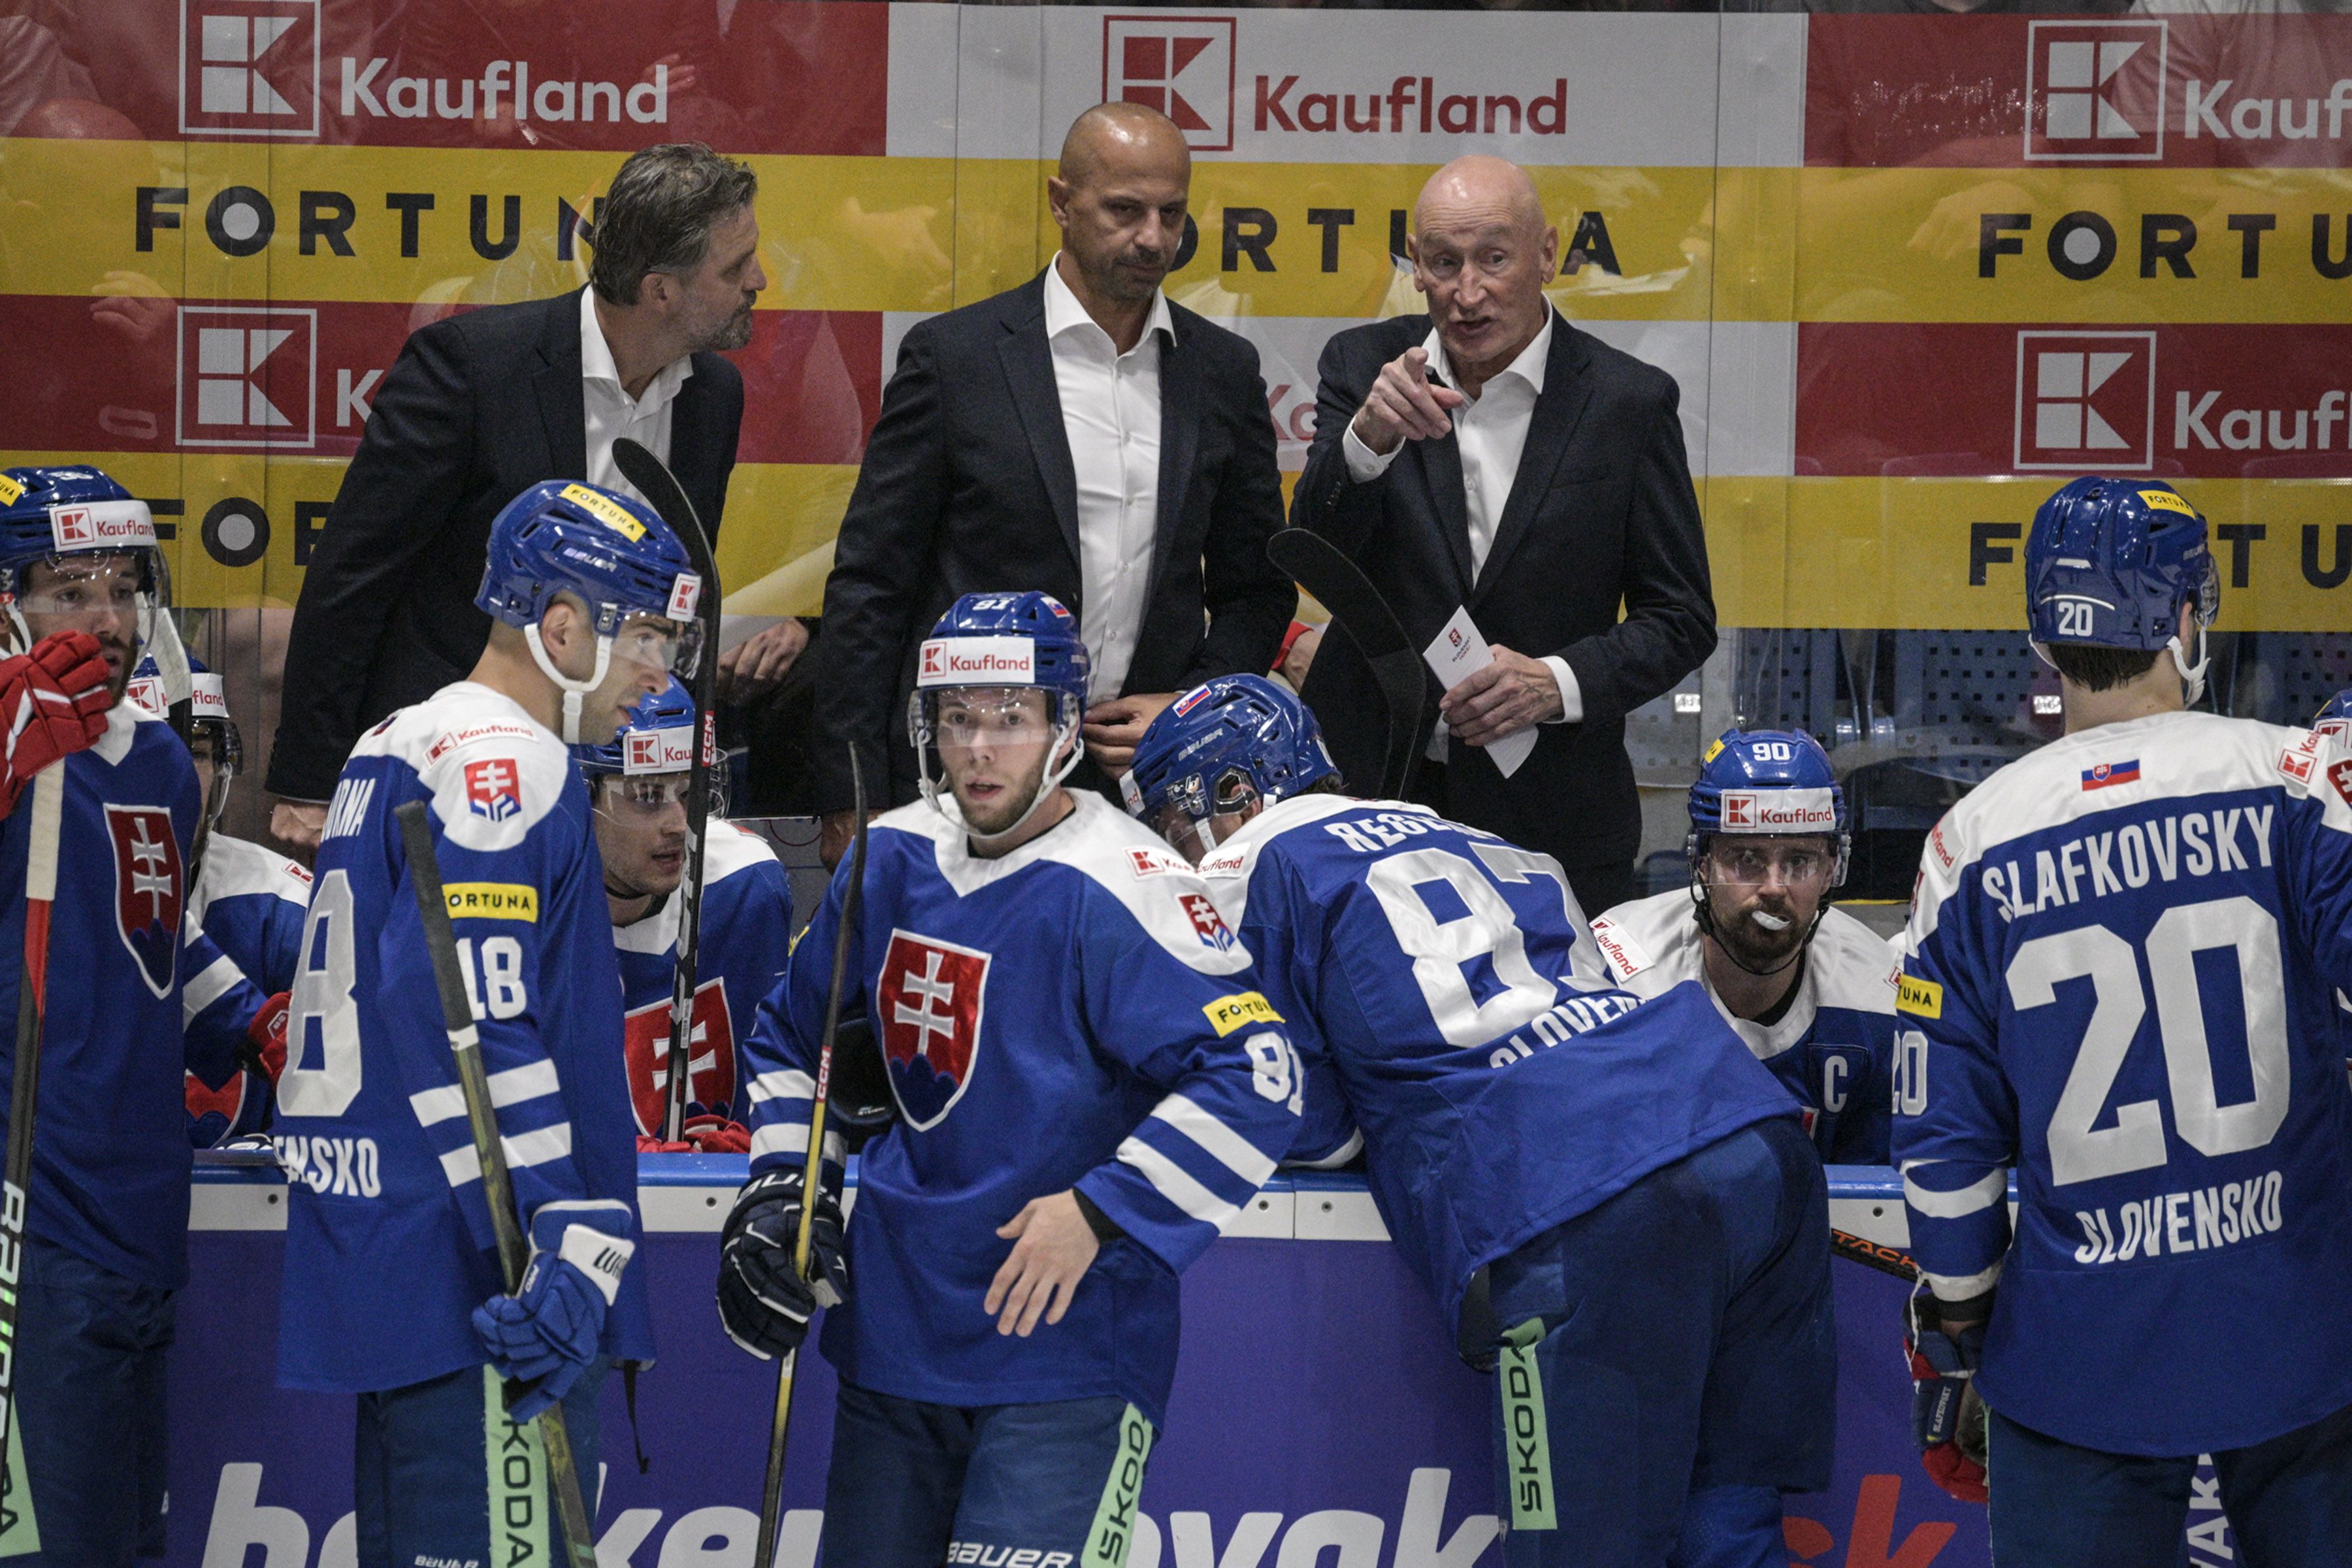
{"left": 267, "top": 142, "right": 781, "bottom": 849}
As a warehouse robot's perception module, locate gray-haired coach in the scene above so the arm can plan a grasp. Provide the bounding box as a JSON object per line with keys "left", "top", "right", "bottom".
{"left": 267, "top": 142, "right": 778, "bottom": 847}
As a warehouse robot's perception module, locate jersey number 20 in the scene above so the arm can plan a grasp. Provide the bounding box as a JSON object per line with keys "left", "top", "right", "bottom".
{"left": 2014, "top": 896, "right": 2289, "bottom": 1186}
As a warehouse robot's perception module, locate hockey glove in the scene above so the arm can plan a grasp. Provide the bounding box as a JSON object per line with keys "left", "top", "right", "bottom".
{"left": 0, "top": 631, "right": 112, "bottom": 817}
{"left": 715, "top": 1166, "right": 847, "bottom": 1360}
{"left": 244, "top": 993, "right": 290, "bottom": 1085}
{"left": 680, "top": 1115, "right": 752, "bottom": 1154}
{"left": 636, "top": 1133, "right": 694, "bottom": 1153}
{"left": 1904, "top": 1290, "right": 1989, "bottom": 1503}
{"left": 473, "top": 1206, "right": 636, "bottom": 1424}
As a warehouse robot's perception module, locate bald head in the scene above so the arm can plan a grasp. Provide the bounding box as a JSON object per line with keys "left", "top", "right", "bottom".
{"left": 1059, "top": 101, "right": 1191, "bottom": 191}
{"left": 1407, "top": 155, "right": 1558, "bottom": 395}
{"left": 1414, "top": 155, "right": 1546, "bottom": 240}
{"left": 1049, "top": 102, "right": 1194, "bottom": 321}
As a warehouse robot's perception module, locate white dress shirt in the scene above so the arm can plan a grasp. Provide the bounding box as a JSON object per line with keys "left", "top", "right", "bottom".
{"left": 1044, "top": 258, "right": 1171, "bottom": 704}
{"left": 1340, "top": 318, "right": 1584, "bottom": 735}
{"left": 580, "top": 287, "right": 693, "bottom": 508}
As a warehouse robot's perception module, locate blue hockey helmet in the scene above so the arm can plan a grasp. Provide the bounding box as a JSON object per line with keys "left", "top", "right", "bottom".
{"left": 2025, "top": 476, "right": 2218, "bottom": 702}
{"left": 1687, "top": 728, "right": 1848, "bottom": 883}
{"left": 1124, "top": 674, "right": 1341, "bottom": 853}
{"left": 0, "top": 465, "right": 172, "bottom": 657}
{"left": 475, "top": 479, "right": 702, "bottom": 743}
{"left": 2312, "top": 688, "right": 2352, "bottom": 749}
{"left": 131, "top": 651, "right": 241, "bottom": 820}
{"left": 573, "top": 676, "right": 724, "bottom": 815}
{"left": 907, "top": 591, "right": 1092, "bottom": 841}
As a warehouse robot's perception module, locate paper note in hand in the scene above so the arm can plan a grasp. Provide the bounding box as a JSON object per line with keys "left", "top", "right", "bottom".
{"left": 1422, "top": 606, "right": 1536, "bottom": 779}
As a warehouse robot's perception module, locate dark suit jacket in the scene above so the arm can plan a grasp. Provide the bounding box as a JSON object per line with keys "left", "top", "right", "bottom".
{"left": 1292, "top": 311, "right": 1716, "bottom": 871}
{"left": 814, "top": 269, "right": 1295, "bottom": 812}
{"left": 266, "top": 288, "right": 742, "bottom": 802}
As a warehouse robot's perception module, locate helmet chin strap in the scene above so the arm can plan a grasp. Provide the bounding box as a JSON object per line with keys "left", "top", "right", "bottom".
{"left": 523, "top": 624, "right": 614, "bottom": 745}
{"left": 2168, "top": 625, "right": 2210, "bottom": 708}
{"left": 921, "top": 716, "right": 1085, "bottom": 849}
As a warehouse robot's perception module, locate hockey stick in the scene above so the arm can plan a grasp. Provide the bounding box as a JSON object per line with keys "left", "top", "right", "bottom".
{"left": 610, "top": 438, "right": 724, "bottom": 1144}
{"left": 1831, "top": 1227, "right": 1920, "bottom": 1283}
{"left": 755, "top": 746, "right": 869, "bottom": 1568}
{"left": 0, "top": 766, "right": 63, "bottom": 1554}
{"left": 394, "top": 802, "right": 600, "bottom": 1568}
{"left": 1266, "top": 529, "right": 1426, "bottom": 802}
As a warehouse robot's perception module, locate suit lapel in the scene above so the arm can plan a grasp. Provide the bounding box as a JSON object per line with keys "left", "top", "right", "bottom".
{"left": 1145, "top": 322, "right": 1200, "bottom": 610}
{"left": 998, "top": 276, "right": 1083, "bottom": 574}
{"left": 1471, "top": 314, "right": 1591, "bottom": 608}
{"left": 534, "top": 290, "right": 589, "bottom": 480}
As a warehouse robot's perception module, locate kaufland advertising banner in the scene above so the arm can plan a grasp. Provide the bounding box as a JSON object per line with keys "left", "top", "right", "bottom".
{"left": 1, "top": 3, "right": 2345, "bottom": 626}
{"left": 175, "top": 1222, "right": 2000, "bottom": 1568}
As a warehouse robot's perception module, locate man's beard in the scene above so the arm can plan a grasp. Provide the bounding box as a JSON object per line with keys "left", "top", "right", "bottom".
{"left": 953, "top": 757, "right": 1052, "bottom": 836}
{"left": 1712, "top": 898, "right": 1808, "bottom": 972}
{"left": 691, "top": 302, "right": 755, "bottom": 354}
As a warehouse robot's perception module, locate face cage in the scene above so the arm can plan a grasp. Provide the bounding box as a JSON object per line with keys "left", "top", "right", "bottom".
{"left": 2, "top": 548, "right": 171, "bottom": 656}
{"left": 1148, "top": 766, "right": 1264, "bottom": 853}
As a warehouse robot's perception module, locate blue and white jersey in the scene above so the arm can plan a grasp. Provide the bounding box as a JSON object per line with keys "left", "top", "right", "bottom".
{"left": 742, "top": 792, "right": 1299, "bottom": 1426}
{"left": 1193, "top": 796, "right": 1799, "bottom": 1335}
{"left": 613, "top": 821, "right": 791, "bottom": 1132}
{"left": 1590, "top": 890, "right": 1900, "bottom": 1164}
{"left": 275, "top": 683, "right": 653, "bottom": 1395}
{"left": 0, "top": 703, "right": 210, "bottom": 1288}
{"left": 184, "top": 836, "right": 314, "bottom": 1145}
{"left": 1898, "top": 711, "right": 2352, "bottom": 1455}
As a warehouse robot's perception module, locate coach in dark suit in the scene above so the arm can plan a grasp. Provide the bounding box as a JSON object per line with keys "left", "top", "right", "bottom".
{"left": 813, "top": 102, "right": 1293, "bottom": 864}
{"left": 265, "top": 143, "right": 785, "bottom": 846}
{"left": 1294, "top": 155, "right": 1716, "bottom": 915}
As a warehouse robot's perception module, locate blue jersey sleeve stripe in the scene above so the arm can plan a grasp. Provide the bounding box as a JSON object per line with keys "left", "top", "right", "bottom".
{"left": 747, "top": 1070, "right": 815, "bottom": 1105}
{"left": 182, "top": 952, "right": 243, "bottom": 1019}
{"left": 749, "top": 1118, "right": 815, "bottom": 1160}
{"left": 1147, "top": 1092, "right": 1279, "bottom": 1187}
{"left": 406, "top": 1060, "right": 563, "bottom": 1128}
{"left": 1113, "top": 1135, "right": 1242, "bottom": 1228}
{"left": 1903, "top": 1166, "right": 2008, "bottom": 1218}
{"left": 1920, "top": 1259, "right": 2004, "bottom": 1298}
{"left": 436, "top": 1122, "right": 574, "bottom": 1186}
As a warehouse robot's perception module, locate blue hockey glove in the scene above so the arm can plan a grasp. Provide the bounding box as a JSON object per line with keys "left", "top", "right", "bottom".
{"left": 1903, "top": 1289, "right": 1989, "bottom": 1503}
{"left": 474, "top": 1205, "right": 636, "bottom": 1423}
{"left": 716, "top": 1166, "right": 848, "bottom": 1360}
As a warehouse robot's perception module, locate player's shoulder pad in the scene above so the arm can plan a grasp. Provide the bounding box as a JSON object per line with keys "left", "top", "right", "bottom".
{"left": 1587, "top": 889, "right": 1697, "bottom": 989}
{"left": 1192, "top": 792, "right": 1368, "bottom": 928}
{"left": 704, "top": 819, "right": 783, "bottom": 885}
{"left": 1808, "top": 906, "right": 1906, "bottom": 1015}
{"left": 1037, "top": 795, "right": 1254, "bottom": 977}
{"left": 201, "top": 834, "right": 314, "bottom": 905}
{"left": 355, "top": 681, "right": 572, "bottom": 853}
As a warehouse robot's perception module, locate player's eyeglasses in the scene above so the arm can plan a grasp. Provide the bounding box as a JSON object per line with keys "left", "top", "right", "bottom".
{"left": 1709, "top": 843, "right": 1833, "bottom": 887}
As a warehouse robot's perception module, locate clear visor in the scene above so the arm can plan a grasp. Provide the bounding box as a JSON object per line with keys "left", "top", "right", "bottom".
{"left": 608, "top": 613, "right": 701, "bottom": 679}
{"left": 13, "top": 550, "right": 166, "bottom": 646}
{"left": 924, "top": 687, "right": 1063, "bottom": 749}
{"left": 1706, "top": 838, "right": 1837, "bottom": 888}
{"left": 595, "top": 770, "right": 726, "bottom": 818}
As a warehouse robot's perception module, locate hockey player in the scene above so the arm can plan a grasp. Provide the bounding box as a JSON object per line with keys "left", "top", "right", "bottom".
{"left": 129, "top": 655, "right": 313, "bottom": 1145}
{"left": 1588, "top": 729, "right": 1896, "bottom": 1164}
{"left": 572, "top": 677, "right": 791, "bottom": 1152}
{"left": 1130, "top": 674, "right": 1832, "bottom": 1568}
{"left": 721, "top": 592, "right": 1301, "bottom": 1568}
{"left": 274, "top": 479, "right": 700, "bottom": 1562}
{"left": 1898, "top": 477, "right": 2352, "bottom": 1563}
{"left": 0, "top": 464, "right": 251, "bottom": 1563}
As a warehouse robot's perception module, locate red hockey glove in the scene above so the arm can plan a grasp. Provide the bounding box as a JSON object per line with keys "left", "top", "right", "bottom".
{"left": 680, "top": 1115, "right": 753, "bottom": 1154}
{"left": 0, "top": 631, "right": 111, "bottom": 816}
{"left": 1904, "top": 1292, "right": 1989, "bottom": 1503}
{"left": 246, "top": 993, "right": 290, "bottom": 1085}
{"left": 635, "top": 1133, "right": 694, "bottom": 1154}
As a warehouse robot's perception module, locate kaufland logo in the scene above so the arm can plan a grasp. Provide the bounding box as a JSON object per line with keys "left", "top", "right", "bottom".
{"left": 2026, "top": 21, "right": 2166, "bottom": 162}
{"left": 917, "top": 638, "right": 1037, "bottom": 689}
{"left": 176, "top": 306, "right": 318, "bottom": 450}
{"left": 1720, "top": 789, "right": 1838, "bottom": 834}
{"left": 1105, "top": 16, "right": 1235, "bottom": 152}
{"left": 2015, "top": 331, "right": 2156, "bottom": 472}
{"left": 181, "top": 0, "right": 319, "bottom": 138}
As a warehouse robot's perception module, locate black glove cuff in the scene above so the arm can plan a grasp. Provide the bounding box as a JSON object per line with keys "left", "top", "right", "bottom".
{"left": 1072, "top": 1188, "right": 1126, "bottom": 1245}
